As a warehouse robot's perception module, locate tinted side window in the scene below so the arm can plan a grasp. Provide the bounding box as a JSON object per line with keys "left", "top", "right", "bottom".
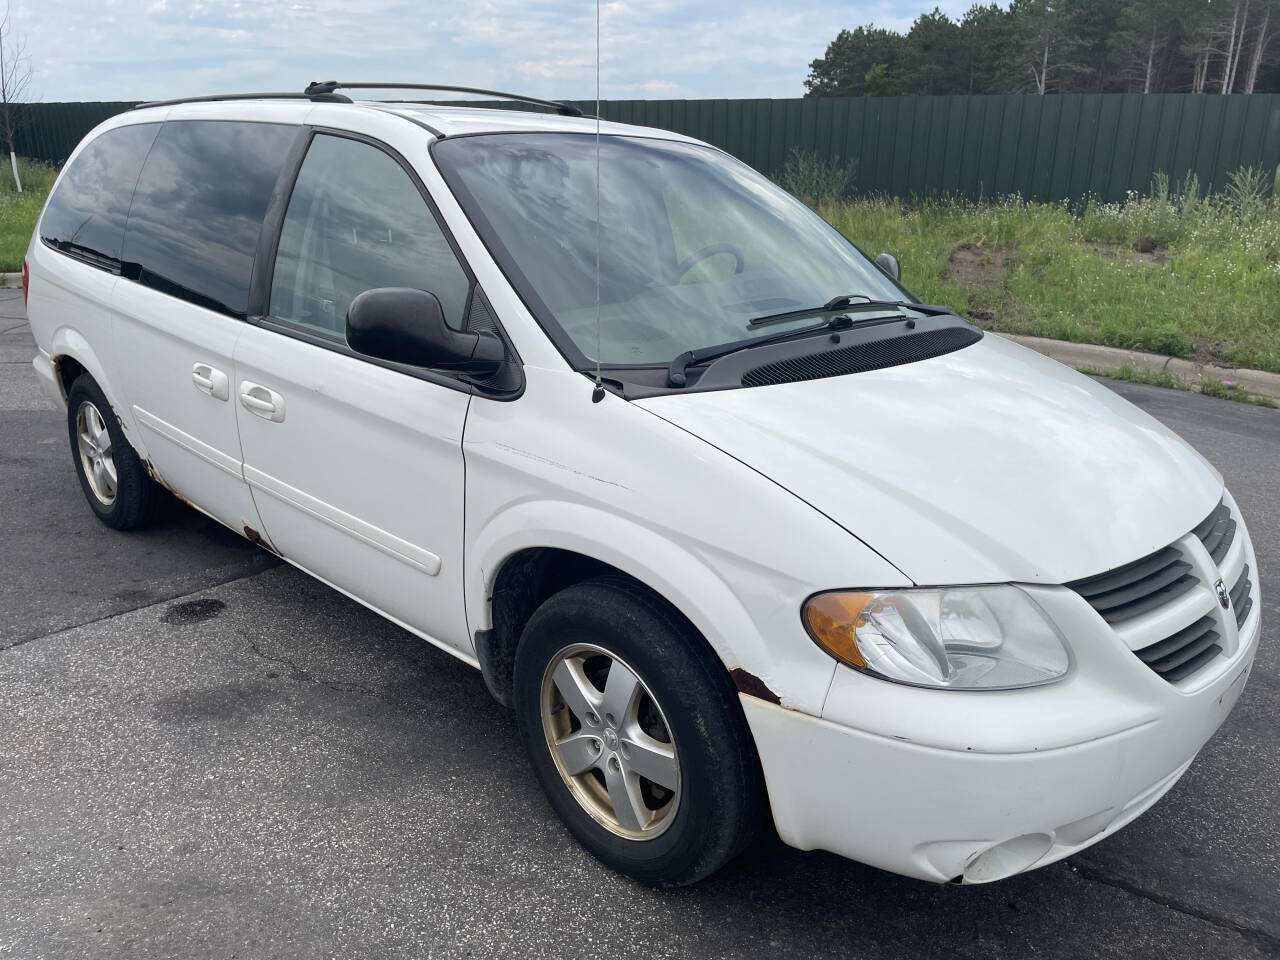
{"left": 40, "top": 123, "right": 160, "bottom": 271}
{"left": 270, "top": 134, "right": 471, "bottom": 336}
{"left": 122, "top": 120, "right": 296, "bottom": 318}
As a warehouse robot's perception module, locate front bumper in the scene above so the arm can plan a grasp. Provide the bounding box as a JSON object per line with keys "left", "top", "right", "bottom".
{"left": 743, "top": 589, "right": 1260, "bottom": 883}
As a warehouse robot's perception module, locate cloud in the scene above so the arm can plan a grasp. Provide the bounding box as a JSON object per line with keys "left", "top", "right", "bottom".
{"left": 21, "top": 0, "right": 977, "bottom": 102}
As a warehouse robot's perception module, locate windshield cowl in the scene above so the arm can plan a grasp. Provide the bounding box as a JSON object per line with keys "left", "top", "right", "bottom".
{"left": 593, "top": 312, "right": 980, "bottom": 400}
{"left": 666, "top": 307, "right": 947, "bottom": 387}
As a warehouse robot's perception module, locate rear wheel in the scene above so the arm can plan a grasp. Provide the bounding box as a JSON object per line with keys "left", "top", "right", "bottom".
{"left": 514, "top": 576, "right": 765, "bottom": 886}
{"left": 66, "top": 374, "right": 163, "bottom": 529}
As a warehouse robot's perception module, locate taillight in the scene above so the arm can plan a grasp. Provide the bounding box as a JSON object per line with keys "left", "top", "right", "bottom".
{"left": 22, "top": 256, "right": 28, "bottom": 305}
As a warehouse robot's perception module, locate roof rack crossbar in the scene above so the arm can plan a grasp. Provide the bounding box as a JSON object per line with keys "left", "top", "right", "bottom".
{"left": 136, "top": 90, "right": 352, "bottom": 110}
{"left": 303, "top": 81, "right": 583, "bottom": 117}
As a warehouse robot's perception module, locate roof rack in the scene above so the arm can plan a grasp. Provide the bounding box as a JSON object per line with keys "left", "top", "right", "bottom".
{"left": 134, "top": 82, "right": 584, "bottom": 118}
{"left": 136, "top": 90, "right": 353, "bottom": 109}
{"left": 303, "top": 81, "right": 583, "bottom": 116}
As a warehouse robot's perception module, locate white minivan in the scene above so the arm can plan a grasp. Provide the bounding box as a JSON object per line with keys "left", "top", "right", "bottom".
{"left": 26, "top": 83, "right": 1261, "bottom": 886}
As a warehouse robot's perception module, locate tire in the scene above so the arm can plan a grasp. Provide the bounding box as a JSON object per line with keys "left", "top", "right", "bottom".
{"left": 66, "top": 374, "right": 163, "bottom": 530}
{"left": 514, "top": 575, "right": 766, "bottom": 886}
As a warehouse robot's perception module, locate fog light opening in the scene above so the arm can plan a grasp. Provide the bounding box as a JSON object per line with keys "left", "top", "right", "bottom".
{"left": 963, "top": 833, "right": 1054, "bottom": 884}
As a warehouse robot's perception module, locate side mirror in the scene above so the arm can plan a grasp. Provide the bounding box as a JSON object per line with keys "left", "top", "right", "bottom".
{"left": 346, "top": 287, "right": 505, "bottom": 375}
{"left": 875, "top": 252, "right": 901, "bottom": 282}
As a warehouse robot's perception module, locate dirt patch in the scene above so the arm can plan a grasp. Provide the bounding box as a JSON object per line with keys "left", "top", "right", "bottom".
{"left": 1189, "top": 335, "right": 1233, "bottom": 367}
{"left": 1088, "top": 239, "right": 1168, "bottom": 267}
{"left": 941, "top": 242, "right": 1015, "bottom": 288}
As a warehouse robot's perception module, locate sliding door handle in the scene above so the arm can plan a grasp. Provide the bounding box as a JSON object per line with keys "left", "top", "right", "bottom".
{"left": 191, "top": 363, "right": 229, "bottom": 401}
{"left": 239, "top": 381, "right": 286, "bottom": 423}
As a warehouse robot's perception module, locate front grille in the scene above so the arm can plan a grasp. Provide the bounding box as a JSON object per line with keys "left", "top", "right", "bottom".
{"left": 1192, "top": 501, "right": 1236, "bottom": 565}
{"left": 1068, "top": 546, "right": 1197, "bottom": 625}
{"left": 1231, "top": 564, "right": 1253, "bottom": 629}
{"left": 1070, "top": 498, "right": 1254, "bottom": 685}
{"left": 1133, "top": 616, "right": 1222, "bottom": 682}
{"left": 740, "top": 326, "right": 981, "bottom": 388}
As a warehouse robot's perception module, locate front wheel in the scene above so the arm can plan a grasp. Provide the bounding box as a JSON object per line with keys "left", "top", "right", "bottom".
{"left": 514, "top": 576, "right": 766, "bottom": 886}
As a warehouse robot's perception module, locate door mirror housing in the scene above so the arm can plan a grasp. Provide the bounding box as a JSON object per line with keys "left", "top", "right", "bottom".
{"left": 875, "top": 252, "right": 901, "bottom": 282}
{"left": 346, "top": 287, "right": 505, "bottom": 375}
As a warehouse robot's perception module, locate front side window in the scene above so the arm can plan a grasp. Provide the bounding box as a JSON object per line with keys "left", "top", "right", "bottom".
{"left": 121, "top": 120, "right": 296, "bottom": 318}
{"left": 434, "top": 133, "right": 912, "bottom": 366}
{"left": 269, "top": 134, "right": 471, "bottom": 337}
{"left": 39, "top": 123, "right": 160, "bottom": 271}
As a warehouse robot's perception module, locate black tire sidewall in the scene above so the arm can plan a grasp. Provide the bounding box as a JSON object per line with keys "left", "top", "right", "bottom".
{"left": 514, "top": 577, "right": 763, "bottom": 885}
{"left": 66, "top": 375, "right": 157, "bottom": 529}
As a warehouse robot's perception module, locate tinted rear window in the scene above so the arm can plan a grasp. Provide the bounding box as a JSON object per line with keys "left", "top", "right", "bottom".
{"left": 121, "top": 120, "right": 296, "bottom": 318}
{"left": 39, "top": 123, "right": 160, "bottom": 270}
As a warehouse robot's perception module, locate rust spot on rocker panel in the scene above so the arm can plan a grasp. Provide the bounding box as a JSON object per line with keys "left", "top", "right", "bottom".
{"left": 143, "top": 455, "right": 277, "bottom": 555}
{"left": 142, "top": 458, "right": 198, "bottom": 511}
{"left": 141, "top": 457, "right": 164, "bottom": 486}
{"left": 243, "top": 524, "right": 279, "bottom": 555}
{"left": 730, "top": 668, "right": 781, "bottom": 704}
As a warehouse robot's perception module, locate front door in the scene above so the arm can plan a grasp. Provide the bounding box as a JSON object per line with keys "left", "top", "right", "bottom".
{"left": 233, "top": 129, "right": 476, "bottom": 653}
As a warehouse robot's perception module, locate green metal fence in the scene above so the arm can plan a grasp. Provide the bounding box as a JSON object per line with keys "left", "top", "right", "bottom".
{"left": 12, "top": 102, "right": 140, "bottom": 166}
{"left": 15, "top": 94, "right": 1280, "bottom": 203}
{"left": 567, "top": 94, "right": 1280, "bottom": 203}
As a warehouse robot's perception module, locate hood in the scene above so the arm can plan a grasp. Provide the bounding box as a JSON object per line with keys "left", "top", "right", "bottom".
{"left": 637, "top": 335, "right": 1223, "bottom": 585}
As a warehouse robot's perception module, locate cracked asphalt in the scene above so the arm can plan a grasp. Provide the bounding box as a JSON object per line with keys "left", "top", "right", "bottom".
{"left": 2, "top": 290, "right": 1277, "bottom": 959}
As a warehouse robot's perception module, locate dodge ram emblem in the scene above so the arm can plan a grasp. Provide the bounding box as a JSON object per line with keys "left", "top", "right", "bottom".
{"left": 1214, "top": 578, "right": 1230, "bottom": 609}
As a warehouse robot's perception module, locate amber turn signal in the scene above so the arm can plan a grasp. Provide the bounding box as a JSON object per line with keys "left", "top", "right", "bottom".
{"left": 803, "top": 592, "right": 874, "bottom": 669}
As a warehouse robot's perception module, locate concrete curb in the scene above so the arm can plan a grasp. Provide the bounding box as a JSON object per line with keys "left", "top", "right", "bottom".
{"left": 997, "top": 332, "right": 1280, "bottom": 403}
{"left": 0, "top": 272, "right": 20, "bottom": 287}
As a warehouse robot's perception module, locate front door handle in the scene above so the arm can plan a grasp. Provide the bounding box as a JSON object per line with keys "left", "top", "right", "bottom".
{"left": 239, "top": 381, "right": 286, "bottom": 423}
{"left": 191, "top": 363, "right": 229, "bottom": 401}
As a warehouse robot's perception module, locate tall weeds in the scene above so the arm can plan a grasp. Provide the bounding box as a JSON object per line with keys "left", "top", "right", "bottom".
{"left": 801, "top": 162, "right": 1280, "bottom": 373}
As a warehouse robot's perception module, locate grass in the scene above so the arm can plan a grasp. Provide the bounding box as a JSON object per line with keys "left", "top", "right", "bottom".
{"left": 1077, "top": 363, "right": 1184, "bottom": 390}
{"left": 1076, "top": 362, "right": 1276, "bottom": 408}
{"left": 0, "top": 157, "right": 56, "bottom": 272}
{"left": 811, "top": 168, "right": 1280, "bottom": 374}
{"left": 1198, "top": 377, "right": 1278, "bottom": 407}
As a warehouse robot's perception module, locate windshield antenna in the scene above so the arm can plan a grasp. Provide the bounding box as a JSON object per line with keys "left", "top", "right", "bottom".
{"left": 590, "top": 0, "right": 605, "bottom": 404}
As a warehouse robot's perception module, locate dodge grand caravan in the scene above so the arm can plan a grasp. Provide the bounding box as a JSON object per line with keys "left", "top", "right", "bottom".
{"left": 25, "top": 82, "right": 1261, "bottom": 886}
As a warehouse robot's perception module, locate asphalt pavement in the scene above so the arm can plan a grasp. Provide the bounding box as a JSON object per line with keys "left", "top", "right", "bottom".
{"left": 2, "top": 291, "right": 1277, "bottom": 959}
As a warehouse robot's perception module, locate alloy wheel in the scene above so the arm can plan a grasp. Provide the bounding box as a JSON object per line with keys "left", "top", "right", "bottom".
{"left": 540, "top": 642, "right": 681, "bottom": 839}
{"left": 76, "top": 400, "right": 117, "bottom": 505}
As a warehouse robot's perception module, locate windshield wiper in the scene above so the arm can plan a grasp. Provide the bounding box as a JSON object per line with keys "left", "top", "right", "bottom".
{"left": 747, "top": 295, "right": 949, "bottom": 328}
{"left": 668, "top": 314, "right": 870, "bottom": 387}
{"left": 825, "top": 293, "right": 918, "bottom": 312}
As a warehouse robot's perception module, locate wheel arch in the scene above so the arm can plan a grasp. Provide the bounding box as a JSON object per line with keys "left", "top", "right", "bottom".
{"left": 468, "top": 503, "right": 778, "bottom": 710}
{"left": 48, "top": 327, "right": 133, "bottom": 425}
{"left": 48, "top": 327, "right": 155, "bottom": 462}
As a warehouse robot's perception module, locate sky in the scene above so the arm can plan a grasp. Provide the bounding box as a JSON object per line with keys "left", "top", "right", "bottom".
{"left": 15, "top": 0, "right": 976, "bottom": 103}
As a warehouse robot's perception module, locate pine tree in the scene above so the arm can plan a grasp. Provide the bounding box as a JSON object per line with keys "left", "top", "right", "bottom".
{"left": 803, "top": 1, "right": 1280, "bottom": 96}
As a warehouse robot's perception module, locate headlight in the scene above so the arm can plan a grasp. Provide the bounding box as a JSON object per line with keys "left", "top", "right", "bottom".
{"left": 802, "top": 587, "right": 1070, "bottom": 690}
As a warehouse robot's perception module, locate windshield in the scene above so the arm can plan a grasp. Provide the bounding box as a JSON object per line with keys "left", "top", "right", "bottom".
{"left": 433, "top": 133, "right": 913, "bottom": 366}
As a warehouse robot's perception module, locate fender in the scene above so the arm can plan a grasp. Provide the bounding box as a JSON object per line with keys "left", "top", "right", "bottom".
{"left": 467, "top": 498, "right": 836, "bottom": 716}
{"left": 462, "top": 366, "right": 908, "bottom": 718}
